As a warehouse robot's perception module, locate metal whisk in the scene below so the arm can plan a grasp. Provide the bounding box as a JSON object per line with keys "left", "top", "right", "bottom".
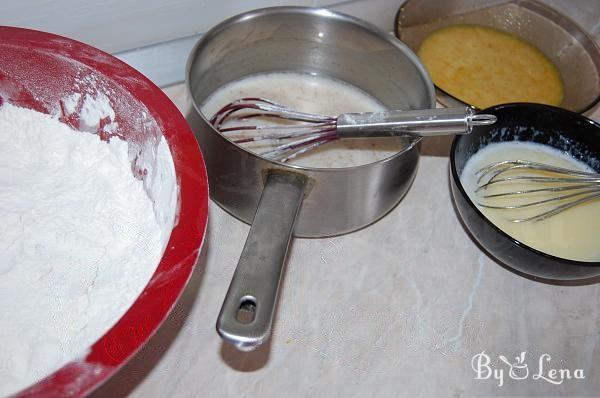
{"left": 475, "top": 160, "right": 600, "bottom": 222}
{"left": 210, "top": 98, "right": 496, "bottom": 162}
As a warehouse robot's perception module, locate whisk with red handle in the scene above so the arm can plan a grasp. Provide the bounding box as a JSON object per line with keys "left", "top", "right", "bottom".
{"left": 209, "top": 97, "right": 497, "bottom": 162}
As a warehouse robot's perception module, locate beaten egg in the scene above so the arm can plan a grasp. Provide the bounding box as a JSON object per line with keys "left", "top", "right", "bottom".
{"left": 418, "top": 24, "right": 564, "bottom": 109}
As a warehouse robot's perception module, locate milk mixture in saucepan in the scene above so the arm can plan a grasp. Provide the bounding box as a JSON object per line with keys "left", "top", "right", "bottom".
{"left": 461, "top": 141, "right": 600, "bottom": 261}
{"left": 201, "top": 72, "right": 408, "bottom": 168}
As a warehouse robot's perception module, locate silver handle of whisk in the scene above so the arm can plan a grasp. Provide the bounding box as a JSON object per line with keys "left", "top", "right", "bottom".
{"left": 335, "top": 107, "right": 497, "bottom": 138}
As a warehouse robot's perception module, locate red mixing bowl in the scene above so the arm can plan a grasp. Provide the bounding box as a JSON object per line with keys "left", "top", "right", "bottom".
{"left": 0, "top": 26, "right": 209, "bottom": 396}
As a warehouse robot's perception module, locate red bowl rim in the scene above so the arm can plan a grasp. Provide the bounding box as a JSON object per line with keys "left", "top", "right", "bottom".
{"left": 0, "top": 26, "right": 209, "bottom": 397}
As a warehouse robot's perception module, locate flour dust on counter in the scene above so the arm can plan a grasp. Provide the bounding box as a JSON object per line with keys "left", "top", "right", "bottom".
{"left": 0, "top": 102, "right": 173, "bottom": 396}
{"left": 201, "top": 72, "right": 408, "bottom": 168}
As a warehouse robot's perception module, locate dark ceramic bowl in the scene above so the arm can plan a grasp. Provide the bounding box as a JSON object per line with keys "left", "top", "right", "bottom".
{"left": 450, "top": 103, "right": 600, "bottom": 284}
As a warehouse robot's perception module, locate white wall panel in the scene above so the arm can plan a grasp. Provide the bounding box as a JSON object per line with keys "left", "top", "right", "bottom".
{"left": 1, "top": 0, "right": 385, "bottom": 53}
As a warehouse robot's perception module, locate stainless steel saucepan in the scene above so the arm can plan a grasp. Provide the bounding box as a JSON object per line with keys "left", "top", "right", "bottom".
{"left": 185, "top": 6, "right": 436, "bottom": 351}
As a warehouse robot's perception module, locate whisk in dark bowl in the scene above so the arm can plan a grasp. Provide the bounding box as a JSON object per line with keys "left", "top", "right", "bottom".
{"left": 209, "top": 97, "right": 496, "bottom": 162}
{"left": 475, "top": 160, "right": 600, "bottom": 222}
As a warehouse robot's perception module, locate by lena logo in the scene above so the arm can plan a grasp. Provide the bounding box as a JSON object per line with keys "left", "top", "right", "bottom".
{"left": 471, "top": 351, "right": 585, "bottom": 387}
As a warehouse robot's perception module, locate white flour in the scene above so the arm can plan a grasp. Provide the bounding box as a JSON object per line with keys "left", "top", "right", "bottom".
{"left": 0, "top": 102, "right": 172, "bottom": 396}
{"left": 61, "top": 92, "right": 119, "bottom": 133}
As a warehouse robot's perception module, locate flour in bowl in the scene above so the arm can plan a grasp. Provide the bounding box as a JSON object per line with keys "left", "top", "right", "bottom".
{"left": 0, "top": 102, "right": 173, "bottom": 396}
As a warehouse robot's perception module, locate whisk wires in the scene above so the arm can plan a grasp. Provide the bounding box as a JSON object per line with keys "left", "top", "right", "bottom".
{"left": 475, "top": 160, "right": 600, "bottom": 222}
{"left": 209, "top": 98, "right": 337, "bottom": 161}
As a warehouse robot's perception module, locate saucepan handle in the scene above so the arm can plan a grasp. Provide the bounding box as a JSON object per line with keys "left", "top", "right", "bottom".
{"left": 217, "top": 170, "right": 307, "bottom": 351}
{"left": 336, "top": 107, "right": 496, "bottom": 137}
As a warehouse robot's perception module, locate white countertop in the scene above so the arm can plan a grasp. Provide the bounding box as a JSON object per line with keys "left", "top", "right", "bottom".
{"left": 92, "top": 85, "right": 600, "bottom": 397}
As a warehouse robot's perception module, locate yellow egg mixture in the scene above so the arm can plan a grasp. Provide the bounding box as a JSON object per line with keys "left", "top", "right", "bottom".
{"left": 461, "top": 141, "right": 600, "bottom": 262}
{"left": 418, "top": 24, "right": 564, "bottom": 109}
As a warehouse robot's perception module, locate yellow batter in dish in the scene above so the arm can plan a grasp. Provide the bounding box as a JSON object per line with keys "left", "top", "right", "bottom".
{"left": 418, "top": 24, "right": 564, "bottom": 109}
{"left": 461, "top": 141, "right": 600, "bottom": 262}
